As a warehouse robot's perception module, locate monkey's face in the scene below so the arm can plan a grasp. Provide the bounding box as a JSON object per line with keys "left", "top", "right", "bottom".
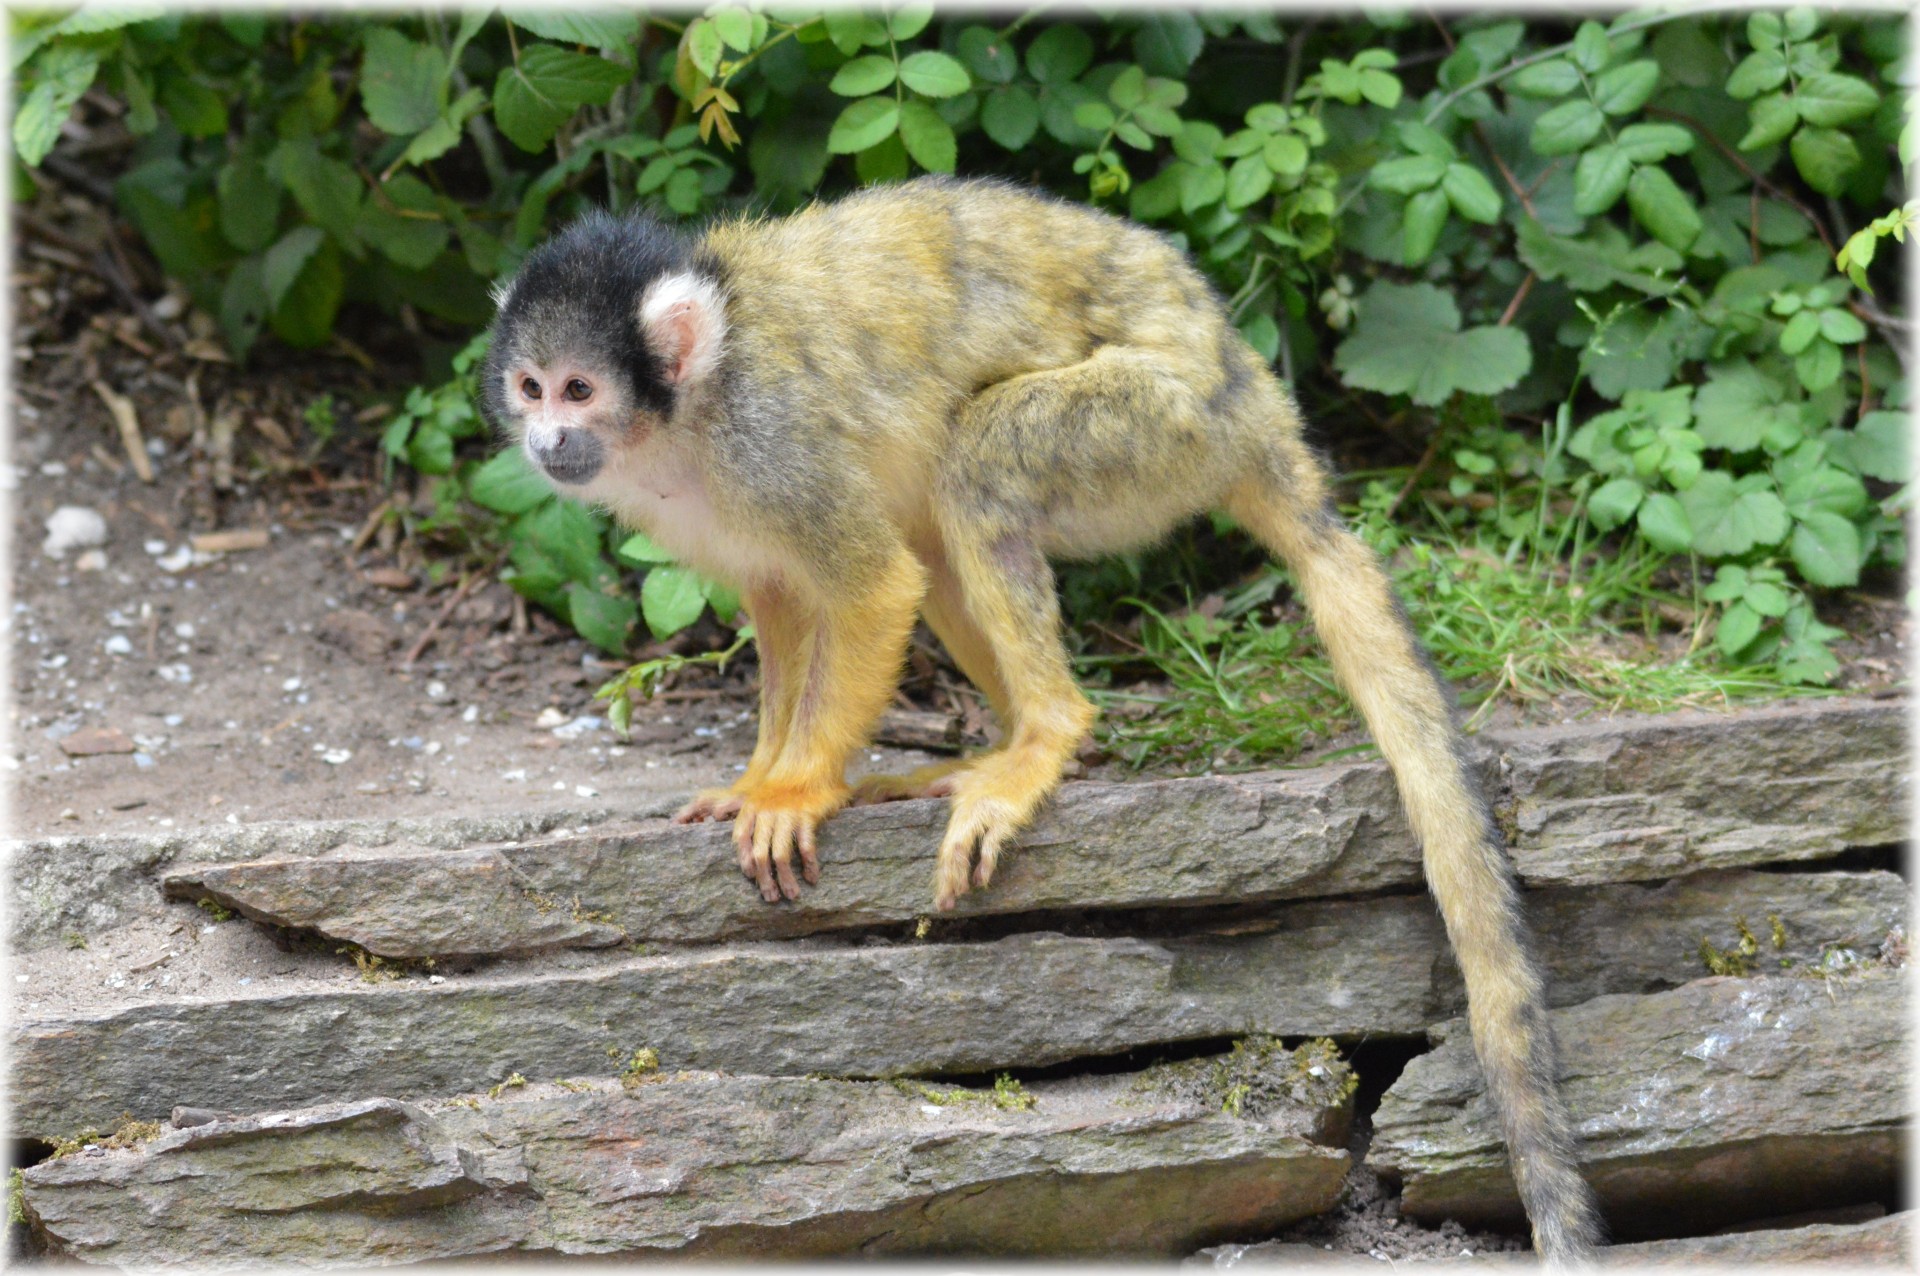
{"left": 497, "top": 355, "right": 625, "bottom": 486}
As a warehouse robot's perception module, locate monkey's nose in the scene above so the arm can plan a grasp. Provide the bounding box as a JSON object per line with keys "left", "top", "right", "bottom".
{"left": 529, "top": 428, "right": 604, "bottom": 485}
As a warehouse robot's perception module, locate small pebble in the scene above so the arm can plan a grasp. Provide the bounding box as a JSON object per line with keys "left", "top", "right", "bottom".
{"left": 74, "top": 549, "right": 107, "bottom": 572}
{"left": 42, "top": 506, "right": 108, "bottom": 558}
{"left": 143, "top": 539, "right": 168, "bottom": 555}
{"left": 282, "top": 676, "right": 302, "bottom": 692}
{"left": 426, "top": 680, "right": 449, "bottom": 700}
{"left": 103, "top": 635, "right": 132, "bottom": 656}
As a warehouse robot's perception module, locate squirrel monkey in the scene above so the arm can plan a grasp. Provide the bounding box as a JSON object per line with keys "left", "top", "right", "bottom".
{"left": 481, "top": 177, "right": 1601, "bottom": 1261}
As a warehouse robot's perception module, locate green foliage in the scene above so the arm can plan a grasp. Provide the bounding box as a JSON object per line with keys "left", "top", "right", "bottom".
{"left": 17, "top": 6, "right": 1908, "bottom": 691}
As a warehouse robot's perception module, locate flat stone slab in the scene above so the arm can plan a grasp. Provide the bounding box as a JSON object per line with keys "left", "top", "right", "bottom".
{"left": 1193, "top": 1210, "right": 1913, "bottom": 1266}
{"left": 22, "top": 1045, "right": 1353, "bottom": 1264}
{"left": 1371, "top": 968, "right": 1908, "bottom": 1239}
{"left": 13, "top": 869, "right": 1902, "bottom": 1140}
{"left": 157, "top": 699, "right": 1904, "bottom": 956}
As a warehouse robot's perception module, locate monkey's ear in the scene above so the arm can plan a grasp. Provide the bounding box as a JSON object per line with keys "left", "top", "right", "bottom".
{"left": 639, "top": 272, "right": 727, "bottom": 387}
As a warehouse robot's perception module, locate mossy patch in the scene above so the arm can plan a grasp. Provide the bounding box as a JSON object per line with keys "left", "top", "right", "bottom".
{"left": 48, "top": 1114, "right": 165, "bottom": 1159}
{"left": 620, "top": 1048, "right": 661, "bottom": 1089}
{"left": 1135, "top": 1036, "right": 1357, "bottom": 1120}
{"left": 890, "top": 1072, "right": 1035, "bottom": 1112}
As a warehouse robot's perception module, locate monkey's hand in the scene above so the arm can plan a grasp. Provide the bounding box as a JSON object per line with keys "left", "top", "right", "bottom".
{"left": 849, "top": 760, "right": 967, "bottom": 806}
{"left": 732, "top": 783, "right": 849, "bottom": 902}
{"left": 672, "top": 787, "right": 748, "bottom": 824}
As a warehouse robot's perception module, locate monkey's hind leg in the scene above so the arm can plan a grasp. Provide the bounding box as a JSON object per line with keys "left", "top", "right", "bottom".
{"left": 1223, "top": 470, "right": 1602, "bottom": 1263}
{"left": 850, "top": 552, "right": 1015, "bottom": 806}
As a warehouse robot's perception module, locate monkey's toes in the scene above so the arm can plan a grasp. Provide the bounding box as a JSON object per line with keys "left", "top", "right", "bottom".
{"left": 674, "top": 788, "right": 744, "bottom": 824}
{"left": 932, "top": 796, "right": 1016, "bottom": 910}
{"left": 732, "top": 805, "right": 823, "bottom": 903}
{"left": 850, "top": 771, "right": 960, "bottom": 806}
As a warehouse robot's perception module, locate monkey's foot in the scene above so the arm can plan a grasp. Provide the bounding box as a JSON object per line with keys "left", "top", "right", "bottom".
{"left": 732, "top": 783, "right": 850, "bottom": 903}
{"left": 932, "top": 788, "right": 1027, "bottom": 910}
{"left": 672, "top": 787, "right": 746, "bottom": 824}
{"left": 849, "top": 760, "right": 968, "bottom": 805}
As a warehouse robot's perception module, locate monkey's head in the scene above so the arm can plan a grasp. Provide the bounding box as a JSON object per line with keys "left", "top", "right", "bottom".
{"left": 480, "top": 211, "right": 727, "bottom": 487}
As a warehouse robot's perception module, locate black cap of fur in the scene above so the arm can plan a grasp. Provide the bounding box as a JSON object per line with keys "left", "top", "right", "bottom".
{"left": 479, "top": 210, "right": 702, "bottom": 432}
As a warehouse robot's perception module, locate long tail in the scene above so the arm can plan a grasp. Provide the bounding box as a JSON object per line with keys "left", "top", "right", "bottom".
{"left": 1229, "top": 478, "right": 1604, "bottom": 1264}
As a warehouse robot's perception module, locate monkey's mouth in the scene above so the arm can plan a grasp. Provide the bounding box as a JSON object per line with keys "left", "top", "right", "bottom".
{"left": 527, "top": 431, "right": 605, "bottom": 485}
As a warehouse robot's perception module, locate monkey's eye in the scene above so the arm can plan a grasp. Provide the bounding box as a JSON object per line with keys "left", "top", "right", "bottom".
{"left": 564, "top": 378, "right": 592, "bottom": 402}
{"left": 521, "top": 377, "right": 542, "bottom": 401}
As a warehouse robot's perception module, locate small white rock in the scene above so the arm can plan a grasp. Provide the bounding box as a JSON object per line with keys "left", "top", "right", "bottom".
{"left": 426, "top": 680, "right": 449, "bottom": 700}
{"left": 281, "top": 676, "right": 302, "bottom": 692}
{"left": 155, "top": 545, "right": 196, "bottom": 573}
{"left": 575, "top": 784, "right": 599, "bottom": 798}
{"left": 43, "top": 506, "right": 108, "bottom": 558}
{"left": 534, "top": 707, "right": 568, "bottom": 729}
{"left": 321, "top": 748, "right": 352, "bottom": 765}
{"left": 74, "top": 549, "right": 107, "bottom": 572}
{"left": 423, "top": 741, "right": 443, "bottom": 756}
{"left": 156, "top": 664, "right": 192, "bottom": 684}
{"left": 461, "top": 704, "right": 479, "bottom": 723}
{"left": 174, "top": 622, "right": 195, "bottom": 639}
{"left": 143, "top": 539, "right": 168, "bottom": 555}
{"left": 103, "top": 634, "right": 133, "bottom": 656}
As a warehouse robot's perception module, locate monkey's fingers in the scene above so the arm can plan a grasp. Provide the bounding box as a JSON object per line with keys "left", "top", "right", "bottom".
{"left": 748, "top": 812, "right": 781, "bottom": 903}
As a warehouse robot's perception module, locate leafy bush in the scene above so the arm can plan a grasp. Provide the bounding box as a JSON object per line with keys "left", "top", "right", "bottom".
{"left": 14, "top": 5, "right": 1911, "bottom": 686}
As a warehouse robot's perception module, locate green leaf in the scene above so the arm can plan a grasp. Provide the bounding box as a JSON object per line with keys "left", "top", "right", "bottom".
{"left": 273, "top": 140, "right": 364, "bottom": 252}
{"left": 1716, "top": 600, "right": 1763, "bottom": 656}
{"left": 1635, "top": 492, "right": 1693, "bottom": 552}
{"left": 262, "top": 226, "right": 326, "bottom": 309}
{"left": 1831, "top": 411, "right": 1909, "bottom": 483}
{"left": 469, "top": 449, "right": 552, "bottom": 515}
{"left": 1616, "top": 122, "right": 1694, "bottom": 163}
{"left": 641, "top": 566, "right": 708, "bottom": 639}
{"left": 830, "top": 54, "right": 895, "bottom": 96}
{"left": 492, "top": 43, "right": 629, "bottom": 152}
{"left": 216, "top": 157, "right": 282, "bottom": 253}
{"left": 268, "top": 233, "right": 343, "bottom": 350}
{"left": 1333, "top": 281, "right": 1532, "bottom": 406}
{"left": 1625, "top": 165, "right": 1701, "bottom": 252}
{"left": 1587, "top": 476, "right": 1645, "bottom": 530}
{"left": 616, "top": 531, "right": 676, "bottom": 565}
{"left": 14, "top": 45, "right": 100, "bottom": 163}
{"left": 887, "top": 5, "right": 933, "bottom": 41}
{"left": 748, "top": 107, "right": 830, "bottom": 193}
{"left": 1508, "top": 58, "right": 1581, "bottom": 99}
{"left": 712, "top": 7, "right": 754, "bottom": 53}
{"left": 1395, "top": 121, "right": 1455, "bottom": 160}
{"left": 827, "top": 96, "right": 899, "bottom": 154}
{"left": 957, "top": 26, "right": 1018, "bottom": 84}
{"left": 1739, "top": 93, "right": 1799, "bottom": 150}
{"left": 1136, "top": 102, "right": 1183, "bottom": 139}
{"left": 1402, "top": 187, "right": 1449, "bottom": 265}
{"left": 1725, "top": 49, "right": 1787, "bottom": 99}
{"left": 1778, "top": 308, "right": 1821, "bottom": 354}
{"left": 1026, "top": 24, "right": 1093, "bottom": 85}
{"left": 1794, "top": 339, "right": 1842, "bottom": 392}
{"left": 1793, "top": 72, "right": 1879, "bottom": 127}
{"left": 403, "top": 86, "right": 487, "bottom": 168}
{"left": 218, "top": 256, "right": 268, "bottom": 360}
{"left": 1442, "top": 162, "right": 1501, "bottom": 223}
{"left": 503, "top": 10, "right": 641, "bottom": 48}
{"left": 1225, "top": 153, "right": 1272, "bottom": 209}
{"left": 408, "top": 422, "right": 455, "bottom": 475}
{"left": 1108, "top": 64, "right": 1148, "bottom": 110}
{"left": 1747, "top": 11, "right": 1785, "bottom": 50}
{"left": 1788, "top": 126, "right": 1858, "bottom": 195}
{"left": 567, "top": 583, "right": 638, "bottom": 654}
{"left": 1693, "top": 364, "right": 1798, "bottom": 453}
{"left": 1592, "top": 60, "right": 1659, "bottom": 115}
{"left": 1129, "top": 165, "right": 1182, "bottom": 221}
{"left": 1132, "top": 12, "right": 1204, "bottom": 77}
{"left": 1530, "top": 99, "right": 1605, "bottom": 156}
{"left": 1178, "top": 160, "right": 1227, "bottom": 212}
{"left": 1573, "top": 144, "right": 1631, "bottom": 215}
{"left": 1788, "top": 512, "right": 1861, "bottom": 587}
{"left": 1515, "top": 219, "right": 1684, "bottom": 294}
{"left": 360, "top": 28, "right": 447, "bottom": 137}
{"left": 1678, "top": 471, "right": 1790, "bottom": 556}
{"left": 898, "top": 50, "right": 970, "bottom": 98}
{"left": 1074, "top": 101, "right": 1115, "bottom": 131}
{"left": 897, "top": 100, "right": 956, "bottom": 172}
{"left": 1817, "top": 307, "right": 1865, "bottom": 345}
{"left": 1368, "top": 154, "right": 1446, "bottom": 195}
{"left": 1570, "top": 21, "right": 1611, "bottom": 73}
{"left": 159, "top": 72, "right": 228, "bottom": 138}
{"left": 358, "top": 174, "right": 451, "bottom": 269}
{"left": 980, "top": 85, "right": 1040, "bottom": 150}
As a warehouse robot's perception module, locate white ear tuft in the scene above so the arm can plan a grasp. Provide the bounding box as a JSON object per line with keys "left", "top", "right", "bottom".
{"left": 639, "top": 271, "right": 728, "bottom": 387}
{"left": 489, "top": 277, "right": 516, "bottom": 311}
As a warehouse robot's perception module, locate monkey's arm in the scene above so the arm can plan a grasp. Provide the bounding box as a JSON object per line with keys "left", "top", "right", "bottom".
{"left": 726, "top": 542, "right": 927, "bottom": 901}
{"left": 673, "top": 580, "right": 811, "bottom": 825}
